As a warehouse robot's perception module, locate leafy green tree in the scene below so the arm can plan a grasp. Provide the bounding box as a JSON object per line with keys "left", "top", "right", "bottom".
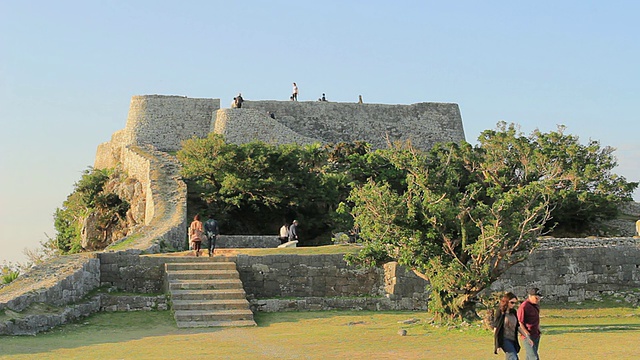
{"left": 345, "top": 123, "right": 637, "bottom": 320}
{"left": 51, "top": 167, "right": 129, "bottom": 253}
{"left": 178, "top": 135, "right": 348, "bottom": 240}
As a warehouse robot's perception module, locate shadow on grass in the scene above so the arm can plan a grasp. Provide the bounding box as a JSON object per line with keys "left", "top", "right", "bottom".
{"left": 0, "top": 311, "right": 224, "bottom": 356}
{"left": 543, "top": 323, "right": 640, "bottom": 335}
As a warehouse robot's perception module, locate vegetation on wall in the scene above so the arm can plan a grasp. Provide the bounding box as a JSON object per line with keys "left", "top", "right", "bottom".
{"left": 51, "top": 168, "right": 129, "bottom": 254}
{"left": 344, "top": 122, "right": 638, "bottom": 320}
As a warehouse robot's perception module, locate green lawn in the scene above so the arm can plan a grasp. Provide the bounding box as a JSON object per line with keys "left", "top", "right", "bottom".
{"left": 1, "top": 305, "right": 639, "bottom": 359}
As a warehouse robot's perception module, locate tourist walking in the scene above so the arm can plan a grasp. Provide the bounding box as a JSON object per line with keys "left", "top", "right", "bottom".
{"left": 288, "top": 220, "right": 299, "bottom": 242}
{"left": 493, "top": 292, "right": 533, "bottom": 360}
{"left": 292, "top": 82, "right": 299, "bottom": 101}
{"left": 204, "top": 217, "right": 220, "bottom": 257}
{"left": 189, "top": 214, "right": 205, "bottom": 257}
{"left": 517, "top": 288, "right": 543, "bottom": 360}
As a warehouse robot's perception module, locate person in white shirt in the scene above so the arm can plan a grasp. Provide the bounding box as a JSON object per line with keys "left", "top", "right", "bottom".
{"left": 292, "top": 82, "right": 299, "bottom": 101}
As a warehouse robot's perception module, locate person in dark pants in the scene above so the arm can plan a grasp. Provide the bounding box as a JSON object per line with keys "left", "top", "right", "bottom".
{"left": 204, "top": 218, "right": 219, "bottom": 257}
{"left": 288, "top": 220, "right": 299, "bottom": 242}
{"left": 235, "top": 93, "right": 244, "bottom": 108}
{"left": 493, "top": 292, "right": 533, "bottom": 359}
{"left": 517, "top": 288, "right": 543, "bottom": 360}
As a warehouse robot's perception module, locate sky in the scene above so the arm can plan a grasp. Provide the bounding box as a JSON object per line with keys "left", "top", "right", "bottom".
{"left": 1, "top": 1, "right": 638, "bottom": 265}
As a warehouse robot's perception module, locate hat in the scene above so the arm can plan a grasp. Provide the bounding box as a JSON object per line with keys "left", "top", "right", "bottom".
{"left": 527, "top": 288, "right": 543, "bottom": 297}
{"left": 292, "top": 220, "right": 298, "bottom": 224}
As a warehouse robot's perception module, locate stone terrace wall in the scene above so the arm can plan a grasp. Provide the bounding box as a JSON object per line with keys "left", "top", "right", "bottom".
{"left": 0, "top": 254, "right": 99, "bottom": 312}
{"left": 216, "top": 235, "right": 280, "bottom": 249}
{"left": 235, "top": 254, "right": 429, "bottom": 312}
{"left": 240, "top": 100, "right": 465, "bottom": 150}
{"left": 490, "top": 237, "right": 640, "bottom": 302}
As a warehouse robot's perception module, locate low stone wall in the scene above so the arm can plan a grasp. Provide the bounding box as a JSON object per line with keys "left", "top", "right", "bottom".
{"left": 235, "top": 254, "right": 429, "bottom": 310}
{"left": 100, "top": 294, "right": 169, "bottom": 312}
{"left": 489, "top": 237, "right": 640, "bottom": 302}
{"left": 0, "top": 296, "right": 102, "bottom": 336}
{"left": 216, "top": 235, "right": 280, "bottom": 249}
{"left": 99, "top": 251, "right": 167, "bottom": 294}
{"left": 0, "top": 293, "right": 169, "bottom": 336}
{"left": 251, "top": 296, "right": 427, "bottom": 312}
{"left": 0, "top": 254, "right": 100, "bottom": 313}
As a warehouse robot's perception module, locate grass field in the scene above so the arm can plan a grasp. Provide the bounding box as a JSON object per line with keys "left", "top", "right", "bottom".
{"left": 1, "top": 303, "right": 639, "bottom": 360}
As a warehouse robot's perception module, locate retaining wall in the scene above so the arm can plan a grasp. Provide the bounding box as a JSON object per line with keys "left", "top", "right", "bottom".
{"left": 215, "top": 235, "right": 280, "bottom": 249}
{"left": 490, "top": 237, "right": 640, "bottom": 301}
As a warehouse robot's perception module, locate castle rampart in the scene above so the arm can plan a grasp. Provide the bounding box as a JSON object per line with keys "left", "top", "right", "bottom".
{"left": 240, "top": 100, "right": 465, "bottom": 150}
{"left": 124, "top": 95, "right": 220, "bottom": 152}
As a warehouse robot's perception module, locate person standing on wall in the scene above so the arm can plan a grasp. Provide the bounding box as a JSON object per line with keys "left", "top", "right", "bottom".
{"left": 189, "top": 214, "right": 205, "bottom": 257}
{"left": 288, "top": 220, "right": 299, "bottom": 242}
{"left": 517, "top": 288, "right": 543, "bottom": 360}
{"left": 235, "top": 93, "right": 244, "bottom": 108}
{"left": 292, "top": 82, "right": 299, "bottom": 101}
{"left": 493, "top": 292, "right": 533, "bottom": 360}
{"left": 204, "top": 217, "right": 220, "bottom": 257}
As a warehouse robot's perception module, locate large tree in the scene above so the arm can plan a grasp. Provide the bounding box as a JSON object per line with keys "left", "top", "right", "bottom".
{"left": 346, "top": 123, "right": 637, "bottom": 320}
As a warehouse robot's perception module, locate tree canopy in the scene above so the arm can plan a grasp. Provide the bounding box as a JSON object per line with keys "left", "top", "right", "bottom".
{"left": 344, "top": 123, "right": 637, "bottom": 319}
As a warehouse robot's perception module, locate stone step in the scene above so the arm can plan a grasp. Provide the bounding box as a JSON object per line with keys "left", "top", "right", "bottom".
{"left": 166, "top": 269, "right": 239, "bottom": 280}
{"left": 170, "top": 289, "right": 246, "bottom": 300}
{"left": 176, "top": 320, "right": 257, "bottom": 328}
{"left": 166, "top": 262, "right": 237, "bottom": 271}
{"left": 174, "top": 309, "right": 254, "bottom": 323}
{"left": 157, "top": 255, "right": 238, "bottom": 263}
{"left": 168, "top": 278, "right": 244, "bottom": 291}
{"left": 172, "top": 299, "right": 250, "bottom": 311}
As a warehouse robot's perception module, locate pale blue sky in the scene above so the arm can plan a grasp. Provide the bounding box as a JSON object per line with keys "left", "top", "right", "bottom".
{"left": 1, "top": 1, "right": 638, "bottom": 264}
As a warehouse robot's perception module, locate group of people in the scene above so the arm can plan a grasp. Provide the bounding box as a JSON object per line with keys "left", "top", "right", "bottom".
{"left": 235, "top": 83, "right": 365, "bottom": 104}
{"left": 493, "top": 287, "right": 543, "bottom": 360}
{"left": 278, "top": 220, "right": 300, "bottom": 244}
{"left": 188, "top": 214, "right": 219, "bottom": 257}
{"left": 231, "top": 93, "right": 244, "bottom": 108}
{"left": 189, "top": 215, "right": 300, "bottom": 255}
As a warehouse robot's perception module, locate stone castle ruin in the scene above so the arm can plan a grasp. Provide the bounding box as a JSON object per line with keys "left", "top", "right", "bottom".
{"left": 90, "top": 94, "right": 466, "bottom": 253}
{"left": 2, "top": 94, "right": 640, "bottom": 335}
{"left": 95, "top": 94, "right": 466, "bottom": 167}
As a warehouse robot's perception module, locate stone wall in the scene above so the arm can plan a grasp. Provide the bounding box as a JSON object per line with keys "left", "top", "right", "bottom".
{"left": 104, "top": 146, "right": 187, "bottom": 252}
{"left": 216, "top": 235, "right": 280, "bottom": 249}
{"left": 99, "top": 251, "right": 168, "bottom": 294}
{"left": 0, "top": 254, "right": 100, "bottom": 313}
{"left": 489, "top": 238, "right": 640, "bottom": 302}
{"left": 213, "top": 108, "right": 319, "bottom": 146}
{"left": 235, "top": 254, "right": 428, "bottom": 300}
{"left": 124, "top": 95, "right": 220, "bottom": 152}
{"left": 239, "top": 100, "right": 466, "bottom": 150}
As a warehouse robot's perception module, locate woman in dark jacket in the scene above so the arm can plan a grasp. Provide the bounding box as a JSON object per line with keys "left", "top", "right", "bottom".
{"left": 493, "top": 292, "right": 533, "bottom": 359}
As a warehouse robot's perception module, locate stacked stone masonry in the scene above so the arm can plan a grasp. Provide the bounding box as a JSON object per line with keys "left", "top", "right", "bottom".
{"left": 3, "top": 240, "right": 640, "bottom": 335}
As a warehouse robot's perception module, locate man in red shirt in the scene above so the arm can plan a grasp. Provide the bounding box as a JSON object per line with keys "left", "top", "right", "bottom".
{"left": 517, "top": 288, "right": 542, "bottom": 359}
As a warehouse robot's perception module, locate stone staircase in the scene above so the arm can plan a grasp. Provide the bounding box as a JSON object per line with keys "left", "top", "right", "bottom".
{"left": 165, "top": 258, "right": 256, "bottom": 328}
